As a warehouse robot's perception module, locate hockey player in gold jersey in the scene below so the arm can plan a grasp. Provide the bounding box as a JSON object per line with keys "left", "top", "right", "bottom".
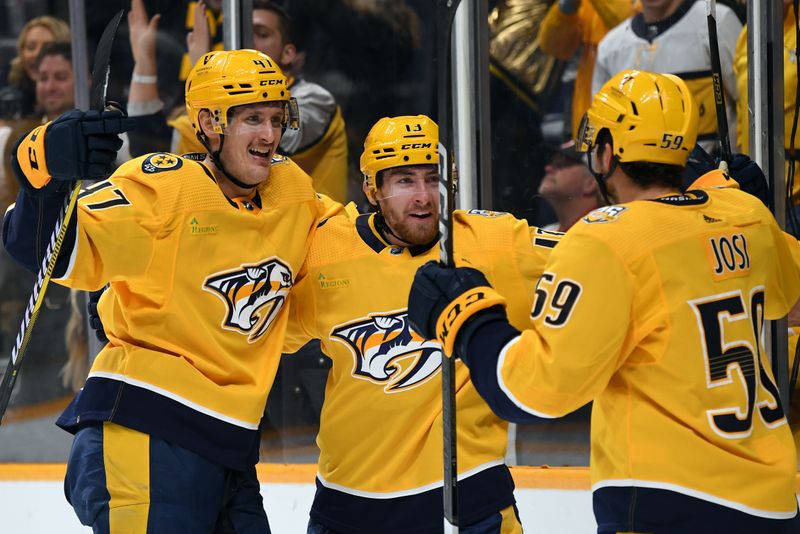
{"left": 408, "top": 70, "right": 800, "bottom": 533}
{"left": 283, "top": 115, "right": 562, "bottom": 533}
{"left": 3, "top": 49, "right": 331, "bottom": 532}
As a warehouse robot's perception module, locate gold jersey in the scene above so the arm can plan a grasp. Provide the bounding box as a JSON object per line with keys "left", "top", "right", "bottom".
{"left": 475, "top": 188, "right": 800, "bottom": 518}
{"left": 47, "top": 152, "right": 324, "bottom": 470}
{"left": 283, "top": 209, "right": 560, "bottom": 531}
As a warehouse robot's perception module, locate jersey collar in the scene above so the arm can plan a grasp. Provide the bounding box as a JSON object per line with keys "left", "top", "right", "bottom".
{"left": 195, "top": 160, "right": 263, "bottom": 212}
{"left": 229, "top": 190, "right": 262, "bottom": 213}
{"left": 648, "top": 189, "right": 709, "bottom": 206}
{"left": 356, "top": 213, "right": 391, "bottom": 253}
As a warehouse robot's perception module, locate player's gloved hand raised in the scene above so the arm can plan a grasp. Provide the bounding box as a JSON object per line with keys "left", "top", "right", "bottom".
{"left": 87, "top": 287, "right": 109, "bottom": 344}
{"left": 725, "top": 153, "right": 770, "bottom": 207}
{"left": 408, "top": 261, "right": 508, "bottom": 362}
{"left": 45, "top": 107, "right": 136, "bottom": 181}
{"left": 681, "top": 144, "right": 769, "bottom": 206}
{"left": 680, "top": 143, "right": 716, "bottom": 187}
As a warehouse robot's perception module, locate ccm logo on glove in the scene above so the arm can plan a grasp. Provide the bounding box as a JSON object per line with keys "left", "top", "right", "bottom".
{"left": 436, "top": 287, "right": 504, "bottom": 354}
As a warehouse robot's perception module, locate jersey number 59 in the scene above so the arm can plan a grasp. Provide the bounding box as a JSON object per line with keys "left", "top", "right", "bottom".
{"left": 531, "top": 272, "right": 582, "bottom": 327}
{"left": 689, "top": 288, "right": 785, "bottom": 439}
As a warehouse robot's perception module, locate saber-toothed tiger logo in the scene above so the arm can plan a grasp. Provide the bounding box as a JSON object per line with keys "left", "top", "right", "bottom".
{"left": 203, "top": 257, "right": 293, "bottom": 343}
{"left": 331, "top": 310, "right": 442, "bottom": 393}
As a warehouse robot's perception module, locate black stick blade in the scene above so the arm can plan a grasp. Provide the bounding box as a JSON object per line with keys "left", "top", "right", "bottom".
{"left": 90, "top": 9, "right": 124, "bottom": 111}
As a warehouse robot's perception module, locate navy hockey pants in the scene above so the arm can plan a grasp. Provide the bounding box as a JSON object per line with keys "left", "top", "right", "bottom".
{"left": 594, "top": 486, "right": 800, "bottom": 533}
{"left": 64, "top": 422, "right": 270, "bottom": 533}
{"left": 307, "top": 504, "right": 522, "bottom": 533}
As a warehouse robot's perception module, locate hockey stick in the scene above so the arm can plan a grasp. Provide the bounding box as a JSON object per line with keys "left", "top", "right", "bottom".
{"left": 436, "top": 1, "right": 462, "bottom": 532}
{"left": 706, "top": 0, "right": 732, "bottom": 170}
{"left": 0, "top": 9, "right": 124, "bottom": 424}
{"left": 788, "top": 0, "right": 800, "bottom": 401}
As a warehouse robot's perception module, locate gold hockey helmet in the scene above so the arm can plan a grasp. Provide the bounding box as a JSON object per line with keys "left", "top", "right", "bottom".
{"left": 185, "top": 49, "right": 299, "bottom": 136}
{"left": 360, "top": 115, "right": 439, "bottom": 193}
{"left": 576, "top": 69, "right": 698, "bottom": 166}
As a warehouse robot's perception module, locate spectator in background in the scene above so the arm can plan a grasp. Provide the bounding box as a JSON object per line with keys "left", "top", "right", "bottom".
{"left": 179, "top": 0, "right": 223, "bottom": 81}
{"left": 488, "top": 0, "right": 565, "bottom": 227}
{"left": 287, "top": 0, "right": 423, "bottom": 204}
{"left": 2, "top": 43, "right": 79, "bottom": 209}
{"left": 593, "top": 0, "right": 741, "bottom": 156}
{"left": 539, "top": 0, "right": 634, "bottom": 138}
{"left": 0, "top": 16, "right": 70, "bottom": 121}
{"left": 539, "top": 140, "right": 602, "bottom": 232}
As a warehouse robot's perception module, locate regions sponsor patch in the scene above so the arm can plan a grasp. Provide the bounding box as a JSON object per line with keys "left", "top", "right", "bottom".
{"left": 142, "top": 153, "right": 183, "bottom": 174}
{"left": 317, "top": 272, "right": 350, "bottom": 289}
{"left": 188, "top": 216, "right": 218, "bottom": 236}
{"left": 583, "top": 205, "right": 628, "bottom": 224}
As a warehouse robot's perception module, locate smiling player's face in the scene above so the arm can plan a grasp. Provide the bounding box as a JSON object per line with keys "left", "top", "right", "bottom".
{"left": 372, "top": 164, "right": 440, "bottom": 246}
{"left": 218, "top": 102, "right": 286, "bottom": 188}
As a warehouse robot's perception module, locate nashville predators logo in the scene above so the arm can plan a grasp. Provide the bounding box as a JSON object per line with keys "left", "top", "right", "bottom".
{"left": 331, "top": 310, "right": 442, "bottom": 393}
{"left": 203, "top": 257, "right": 293, "bottom": 343}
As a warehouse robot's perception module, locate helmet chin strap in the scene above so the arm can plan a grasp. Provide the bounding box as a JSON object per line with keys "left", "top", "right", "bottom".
{"left": 587, "top": 148, "right": 616, "bottom": 205}
{"left": 370, "top": 197, "right": 414, "bottom": 246}
{"left": 198, "top": 133, "right": 258, "bottom": 191}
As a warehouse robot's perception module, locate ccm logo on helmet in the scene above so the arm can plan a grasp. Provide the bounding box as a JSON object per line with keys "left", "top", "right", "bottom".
{"left": 401, "top": 143, "right": 432, "bottom": 149}
{"left": 260, "top": 79, "right": 284, "bottom": 86}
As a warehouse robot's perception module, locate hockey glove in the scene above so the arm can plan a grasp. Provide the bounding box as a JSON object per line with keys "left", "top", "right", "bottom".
{"left": 681, "top": 144, "right": 770, "bottom": 207}
{"left": 726, "top": 153, "right": 770, "bottom": 207}
{"left": 13, "top": 107, "right": 135, "bottom": 193}
{"left": 680, "top": 143, "right": 717, "bottom": 188}
{"left": 87, "top": 287, "right": 109, "bottom": 344}
{"left": 408, "top": 261, "right": 507, "bottom": 360}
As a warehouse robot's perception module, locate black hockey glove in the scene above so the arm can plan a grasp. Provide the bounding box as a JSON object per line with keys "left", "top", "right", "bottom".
{"left": 681, "top": 144, "right": 770, "bottom": 206}
{"left": 46, "top": 107, "right": 135, "bottom": 181}
{"left": 726, "top": 153, "right": 770, "bottom": 207}
{"left": 408, "top": 261, "right": 508, "bottom": 361}
{"left": 12, "top": 106, "right": 136, "bottom": 196}
{"left": 87, "top": 287, "right": 109, "bottom": 344}
{"left": 680, "top": 143, "right": 717, "bottom": 188}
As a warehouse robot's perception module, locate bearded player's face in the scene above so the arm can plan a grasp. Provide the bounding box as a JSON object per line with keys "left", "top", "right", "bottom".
{"left": 375, "top": 164, "right": 440, "bottom": 246}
